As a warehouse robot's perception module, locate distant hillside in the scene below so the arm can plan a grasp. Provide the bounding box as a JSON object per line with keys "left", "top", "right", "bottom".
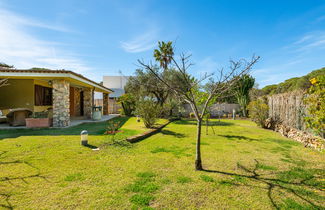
{"left": 262, "top": 67, "right": 325, "bottom": 95}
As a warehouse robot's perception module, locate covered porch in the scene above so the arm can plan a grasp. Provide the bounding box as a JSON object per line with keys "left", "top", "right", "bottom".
{"left": 0, "top": 114, "right": 118, "bottom": 129}
{"left": 0, "top": 69, "right": 113, "bottom": 128}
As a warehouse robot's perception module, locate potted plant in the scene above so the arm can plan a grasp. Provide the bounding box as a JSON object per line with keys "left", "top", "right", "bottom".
{"left": 25, "top": 112, "right": 51, "bottom": 128}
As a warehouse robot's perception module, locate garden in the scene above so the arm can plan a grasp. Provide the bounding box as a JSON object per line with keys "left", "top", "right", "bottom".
{"left": 0, "top": 117, "right": 324, "bottom": 209}
{"left": 0, "top": 41, "right": 324, "bottom": 209}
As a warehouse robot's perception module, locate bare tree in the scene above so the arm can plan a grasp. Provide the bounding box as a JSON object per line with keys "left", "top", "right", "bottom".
{"left": 138, "top": 44, "right": 259, "bottom": 170}
{"left": 0, "top": 79, "right": 8, "bottom": 88}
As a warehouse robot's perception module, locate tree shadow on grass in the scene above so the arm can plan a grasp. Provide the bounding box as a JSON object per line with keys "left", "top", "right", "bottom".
{"left": 174, "top": 120, "right": 234, "bottom": 127}
{"left": 0, "top": 151, "right": 49, "bottom": 209}
{"left": 0, "top": 193, "right": 12, "bottom": 209}
{"left": 151, "top": 146, "right": 191, "bottom": 158}
{"left": 203, "top": 159, "right": 324, "bottom": 209}
{"left": 219, "top": 135, "right": 259, "bottom": 142}
{"left": 161, "top": 129, "right": 186, "bottom": 138}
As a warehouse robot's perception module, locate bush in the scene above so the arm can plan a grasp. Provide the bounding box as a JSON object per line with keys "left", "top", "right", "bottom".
{"left": 118, "top": 94, "right": 135, "bottom": 116}
{"left": 247, "top": 99, "right": 269, "bottom": 128}
{"left": 304, "top": 75, "right": 325, "bottom": 138}
{"left": 135, "top": 99, "right": 160, "bottom": 128}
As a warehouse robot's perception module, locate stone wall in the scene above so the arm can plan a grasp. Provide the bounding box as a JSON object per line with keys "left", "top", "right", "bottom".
{"left": 265, "top": 119, "right": 325, "bottom": 151}
{"left": 181, "top": 103, "right": 240, "bottom": 117}
{"left": 52, "top": 80, "right": 70, "bottom": 127}
{"left": 83, "top": 88, "right": 93, "bottom": 119}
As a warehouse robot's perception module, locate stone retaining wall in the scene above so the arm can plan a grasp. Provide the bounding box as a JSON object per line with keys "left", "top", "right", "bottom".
{"left": 272, "top": 122, "right": 324, "bottom": 151}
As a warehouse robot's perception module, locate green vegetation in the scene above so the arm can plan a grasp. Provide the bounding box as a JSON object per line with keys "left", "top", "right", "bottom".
{"left": 0, "top": 63, "right": 14, "bottom": 68}
{"left": 247, "top": 98, "right": 269, "bottom": 128}
{"left": 233, "top": 74, "right": 255, "bottom": 117}
{"left": 0, "top": 118, "right": 324, "bottom": 209}
{"left": 0, "top": 117, "right": 167, "bottom": 140}
{"left": 304, "top": 75, "right": 325, "bottom": 138}
{"left": 118, "top": 93, "right": 136, "bottom": 116}
{"left": 262, "top": 68, "right": 325, "bottom": 95}
{"left": 135, "top": 99, "right": 161, "bottom": 128}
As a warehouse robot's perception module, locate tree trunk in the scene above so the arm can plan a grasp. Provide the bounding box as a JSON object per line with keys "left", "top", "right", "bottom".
{"left": 242, "top": 107, "right": 247, "bottom": 117}
{"left": 195, "top": 119, "right": 203, "bottom": 170}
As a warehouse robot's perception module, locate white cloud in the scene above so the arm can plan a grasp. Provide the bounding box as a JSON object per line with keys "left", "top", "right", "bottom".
{"left": 291, "top": 31, "right": 325, "bottom": 52}
{"left": 0, "top": 7, "right": 91, "bottom": 75}
{"left": 120, "top": 30, "right": 158, "bottom": 53}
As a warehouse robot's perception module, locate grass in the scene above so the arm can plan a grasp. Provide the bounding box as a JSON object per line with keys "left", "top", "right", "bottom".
{"left": 0, "top": 116, "right": 168, "bottom": 140}
{"left": 0, "top": 118, "right": 324, "bottom": 209}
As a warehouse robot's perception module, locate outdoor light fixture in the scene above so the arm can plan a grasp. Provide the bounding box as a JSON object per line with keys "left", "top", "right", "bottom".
{"left": 48, "top": 80, "right": 52, "bottom": 86}
{"left": 80, "top": 130, "right": 88, "bottom": 146}
{"left": 232, "top": 109, "right": 236, "bottom": 120}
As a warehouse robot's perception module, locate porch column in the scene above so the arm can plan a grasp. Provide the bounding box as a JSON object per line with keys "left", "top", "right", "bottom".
{"left": 103, "top": 93, "right": 109, "bottom": 115}
{"left": 83, "top": 88, "right": 93, "bottom": 119}
{"left": 52, "top": 79, "right": 70, "bottom": 127}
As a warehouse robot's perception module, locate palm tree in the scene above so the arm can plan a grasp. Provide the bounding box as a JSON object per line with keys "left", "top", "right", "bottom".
{"left": 154, "top": 41, "right": 174, "bottom": 70}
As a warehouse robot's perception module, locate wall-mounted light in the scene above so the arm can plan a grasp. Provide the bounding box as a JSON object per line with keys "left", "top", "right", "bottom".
{"left": 48, "top": 80, "right": 52, "bottom": 86}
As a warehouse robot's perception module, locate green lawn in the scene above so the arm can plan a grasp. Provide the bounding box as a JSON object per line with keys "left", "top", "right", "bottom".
{"left": 0, "top": 118, "right": 324, "bottom": 209}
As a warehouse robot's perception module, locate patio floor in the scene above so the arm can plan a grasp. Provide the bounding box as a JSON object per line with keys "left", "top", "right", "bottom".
{"left": 0, "top": 114, "right": 119, "bottom": 129}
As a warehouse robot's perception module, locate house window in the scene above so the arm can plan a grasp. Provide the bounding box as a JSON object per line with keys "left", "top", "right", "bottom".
{"left": 35, "top": 85, "right": 52, "bottom": 106}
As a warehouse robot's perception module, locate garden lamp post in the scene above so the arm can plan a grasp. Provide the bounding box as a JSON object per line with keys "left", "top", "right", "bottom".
{"left": 81, "top": 130, "right": 88, "bottom": 146}
{"left": 232, "top": 109, "right": 236, "bottom": 120}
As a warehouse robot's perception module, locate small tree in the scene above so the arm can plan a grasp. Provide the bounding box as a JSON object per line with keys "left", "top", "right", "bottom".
{"left": 233, "top": 74, "right": 255, "bottom": 117}
{"left": 138, "top": 41, "right": 260, "bottom": 170}
{"left": 247, "top": 99, "right": 269, "bottom": 128}
{"left": 135, "top": 99, "right": 160, "bottom": 128}
{"left": 304, "top": 76, "right": 325, "bottom": 138}
{"left": 118, "top": 93, "right": 136, "bottom": 116}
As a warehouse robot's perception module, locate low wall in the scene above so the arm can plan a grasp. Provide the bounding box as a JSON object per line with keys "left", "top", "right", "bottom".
{"left": 182, "top": 103, "right": 240, "bottom": 117}
{"left": 265, "top": 120, "right": 325, "bottom": 151}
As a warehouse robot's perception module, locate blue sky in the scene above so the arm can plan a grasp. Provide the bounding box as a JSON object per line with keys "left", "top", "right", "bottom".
{"left": 0, "top": 0, "right": 324, "bottom": 87}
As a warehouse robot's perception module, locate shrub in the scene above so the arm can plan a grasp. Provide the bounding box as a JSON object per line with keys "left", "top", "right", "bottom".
{"left": 118, "top": 94, "right": 135, "bottom": 116}
{"left": 247, "top": 98, "right": 269, "bottom": 128}
{"left": 135, "top": 99, "right": 160, "bottom": 128}
{"left": 304, "top": 75, "right": 325, "bottom": 138}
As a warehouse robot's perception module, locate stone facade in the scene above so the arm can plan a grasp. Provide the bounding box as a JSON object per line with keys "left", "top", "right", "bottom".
{"left": 103, "top": 93, "right": 109, "bottom": 115}
{"left": 52, "top": 80, "right": 70, "bottom": 127}
{"left": 83, "top": 88, "right": 93, "bottom": 119}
